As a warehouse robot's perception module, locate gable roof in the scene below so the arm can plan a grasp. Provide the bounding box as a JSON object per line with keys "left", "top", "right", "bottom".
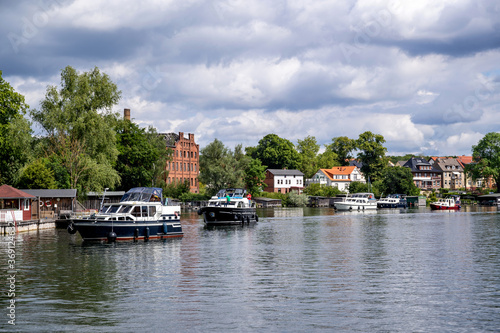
{"left": 402, "top": 157, "right": 442, "bottom": 173}
{"left": 267, "top": 169, "right": 304, "bottom": 176}
{"left": 320, "top": 166, "right": 357, "bottom": 181}
{"left": 457, "top": 155, "right": 473, "bottom": 167}
{"left": 0, "top": 185, "right": 36, "bottom": 199}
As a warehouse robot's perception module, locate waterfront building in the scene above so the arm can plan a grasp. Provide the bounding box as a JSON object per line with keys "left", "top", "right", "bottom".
{"left": 161, "top": 132, "right": 200, "bottom": 194}
{"left": 402, "top": 157, "right": 442, "bottom": 190}
{"left": 429, "top": 157, "right": 464, "bottom": 190}
{"left": 307, "top": 166, "right": 365, "bottom": 192}
{"left": 264, "top": 169, "right": 304, "bottom": 194}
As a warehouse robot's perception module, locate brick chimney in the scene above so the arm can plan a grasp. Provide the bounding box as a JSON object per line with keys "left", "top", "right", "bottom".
{"left": 124, "top": 108, "right": 131, "bottom": 121}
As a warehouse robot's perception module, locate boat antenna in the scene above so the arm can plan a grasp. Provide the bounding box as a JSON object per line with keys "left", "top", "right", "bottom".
{"left": 100, "top": 188, "right": 109, "bottom": 211}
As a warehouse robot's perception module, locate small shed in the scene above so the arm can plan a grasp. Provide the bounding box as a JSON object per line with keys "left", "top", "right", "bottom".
{"left": 0, "top": 185, "right": 36, "bottom": 222}
{"left": 478, "top": 193, "right": 500, "bottom": 206}
{"left": 308, "top": 196, "right": 330, "bottom": 207}
{"left": 22, "top": 189, "right": 77, "bottom": 219}
{"left": 406, "top": 195, "right": 427, "bottom": 207}
{"left": 254, "top": 197, "right": 282, "bottom": 208}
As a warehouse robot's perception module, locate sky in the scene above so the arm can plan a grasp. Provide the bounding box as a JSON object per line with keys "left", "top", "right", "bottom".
{"left": 1, "top": 0, "right": 499, "bottom": 157}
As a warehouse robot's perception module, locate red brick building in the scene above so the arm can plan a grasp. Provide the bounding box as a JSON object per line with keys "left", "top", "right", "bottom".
{"left": 162, "top": 132, "right": 200, "bottom": 193}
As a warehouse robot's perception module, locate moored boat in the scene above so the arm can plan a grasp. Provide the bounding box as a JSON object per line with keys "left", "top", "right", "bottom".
{"left": 377, "top": 194, "right": 407, "bottom": 208}
{"left": 430, "top": 197, "right": 461, "bottom": 210}
{"left": 67, "top": 187, "right": 182, "bottom": 241}
{"left": 198, "top": 188, "right": 258, "bottom": 226}
{"left": 335, "top": 192, "right": 378, "bottom": 211}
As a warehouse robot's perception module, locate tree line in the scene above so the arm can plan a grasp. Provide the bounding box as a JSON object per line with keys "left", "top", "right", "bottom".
{"left": 2, "top": 66, "right": 499, "bottom": 202}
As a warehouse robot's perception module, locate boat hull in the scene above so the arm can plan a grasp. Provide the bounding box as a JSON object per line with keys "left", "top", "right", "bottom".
{"left": 69, "top": 220, "right": 183, "bottom": 241}
{"left": 377, "top": 203, "right": 407, "bottom": 209}
{"left": 198, "top": 206, "right": 258, "bottom": 226}
{"left": 429, "top": 204, "right": 460, "bottom": 210}
{"left": 335, "top": 203, "right": 377, "bottom": 211}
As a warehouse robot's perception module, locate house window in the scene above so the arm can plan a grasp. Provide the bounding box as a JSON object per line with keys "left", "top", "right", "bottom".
{"left": 24, "top": 199, "right": 29, "bottom": 210}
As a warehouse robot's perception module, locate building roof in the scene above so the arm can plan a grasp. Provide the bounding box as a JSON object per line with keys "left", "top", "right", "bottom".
{"left": 457, "top": 155, "right": 474, "bottom": 167}
{"left": 433, "top": 157, "right": 463, "bottom": 171}
{"left": 0, "top": 185, "right": 36, "bottom": 199}
{"left": 402, "top": 157, "right": 442, "bottom": 173}
{"left": 267, "top": 169, "right": 304, "bottom": 176}
{"left": 21, "top": 189, "right": 77, "bottom": 198}
{"left": 319, "top": 166, "right": 357, "bottom": 181}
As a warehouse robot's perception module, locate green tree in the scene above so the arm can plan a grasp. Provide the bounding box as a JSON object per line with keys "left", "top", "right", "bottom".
{"left": 30, "top": 66, "right": 121, "bottom": 191}
{"left": 296, "top": 135, "right": 320, "bottom": 178}
{"left": 244, "top": 158, "right": 267, "bottom": 196}
{"left": 199, "top": 139, "right": 246, "bottom": 195}
{"left": 378, "top": 167, "right": 419, "bottom": 196}
{"left": 327, "top": 136, "right": 356, "bottom": 166}
{"left": 471, "top": 132, "right": 500, "bottom": 192}
{"left": 251, "top": 134, "right": 300, "bottom": 170}
{"left": 348, "top": 181, "right": 369, "bottom": 193}
{"left": 0, "top": 71, "right": 32, "bottom": 185}
{"left": 317, "top": 149, "right": 340, "bottom": 169}
{"left": 356, "top": 131, "right": 388, "bottom": 183}
{"left": 17, "top": 158, "right": 57, "bottom": 189}
{"left": 115, "top": 120, "right": 171, "bottom": 190}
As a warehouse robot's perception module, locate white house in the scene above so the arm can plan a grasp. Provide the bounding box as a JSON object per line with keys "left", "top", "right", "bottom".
{"left": 308, "top": 166, "right": 365, "bottom": 192}
{"left": 264, "top": 169, "right": 305, "bottom": 193}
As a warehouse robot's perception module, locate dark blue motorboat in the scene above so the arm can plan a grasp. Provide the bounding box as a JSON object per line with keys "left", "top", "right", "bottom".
{"left": 68, "top": 187, "right": 182, "bottom": 241}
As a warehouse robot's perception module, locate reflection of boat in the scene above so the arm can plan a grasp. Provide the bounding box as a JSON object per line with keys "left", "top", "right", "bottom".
{"left": 197, "top": 188, "right": 258, "bottom": 226}
{"left": 430, "top": 197, "right": 461, "bottom": 210}
{"left": 335, "top": 193, "right": 377, "bottom": 211}
{"left": 377, "top": 194, "right": 407, "bottom": 208}
{"left": 68, "top": 187, "right": 182, "bottom": 241}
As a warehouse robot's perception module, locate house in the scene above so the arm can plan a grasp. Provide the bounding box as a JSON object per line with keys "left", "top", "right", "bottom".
{"left": 457, "top": 155, "right": 496, "bottom": 190}
{"left": 402, "top": 157, "right": 442, "bottom": 190}
{"left": 430, "top": 157, "right": 464, "bottom": 190}
{"left": 0, "top": 185, "right": 36, "bottom": 222}
{"left": 162, "top": 131, "right": 200, "bottom": 193}
{"left": 308, "top": 166, "right": 365, "bottom": 192}
{"left": 263, "top": 169, "right": 304, "bottom": 194}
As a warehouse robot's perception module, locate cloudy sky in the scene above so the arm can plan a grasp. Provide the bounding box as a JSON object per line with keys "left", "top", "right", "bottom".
{"left": 1, "top": 0, "right": 499, "bottom": 156}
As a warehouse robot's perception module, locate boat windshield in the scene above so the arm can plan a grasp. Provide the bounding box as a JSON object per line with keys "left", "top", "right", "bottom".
{"left": 216, "top": 188, "right": 246, "bottom": 198}
{"left": 118, "top": 205, "right": 132, "bottom": 214}
{"left": 120, "top": 187, "right": 163, "bottom": 203}
{"left": 100, "top": 204, "right": 111, "bottom": 214}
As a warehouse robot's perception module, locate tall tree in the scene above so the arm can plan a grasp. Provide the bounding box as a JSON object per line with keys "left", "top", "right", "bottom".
{"left": 244, "top": 158, "right": 267, "bottom": 196}
{"left": 30, "top": 66, "right": 121, "bottom": 191}
{"left": 199, "top": 139, "right": 246, "bottom": 195}
{"left": 471, "top": 132, "right": 500, "bottom": 192}
{"left": 356, "top": 131, "right": 388, "bottom": 182}
{"left": 251, "top": 134, "right": 300, "bottom": 170}
{"left": 378, "top": 166, "right": 419, "bottom": 196}
{"left": 327, "top": 136, "right": 356, "bottom": 166}
{"left": 115, "top": 120, "right": 171, "bottom": 190}
{"left": 296, "top": 135, "right": 320, "bottom": 179}
{"left": 0, "top": 71, "right": 32, "bottom": 185}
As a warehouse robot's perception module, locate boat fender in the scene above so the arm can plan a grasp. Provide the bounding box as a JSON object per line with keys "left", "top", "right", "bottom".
{"left": 255, "top": 215, "right": 259, "bottom": 222}
{"left": 145, "top": 227, "right": 150, "bottom": 241}
{"left": 163, "top": 222, "right": 168, "bottom": 234}
{"left": 197, "top": 209, "right": 202, "bottom": 215}
{"left": 134, "top": 228, "right": 139, "bottom": 241}
{"left": 241, "top": 215, "right": 245, "bottom": 224}
{"left": 67, "top": 223, "right": 77, "bottom": 234}
{"left": 107, "top": 231, "right": 117, "bottom": 243}
{"left": 209, "top": 212, "right": 215, "bottom": 218}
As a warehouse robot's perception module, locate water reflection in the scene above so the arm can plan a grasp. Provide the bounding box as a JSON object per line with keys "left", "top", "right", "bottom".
{"left": 1, "top": 207, "right": 499, "bottom": 332}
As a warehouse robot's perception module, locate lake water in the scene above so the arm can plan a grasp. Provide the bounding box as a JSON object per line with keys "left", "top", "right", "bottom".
{"left": 1, "top": 206, "right": 500, "bottom": 332}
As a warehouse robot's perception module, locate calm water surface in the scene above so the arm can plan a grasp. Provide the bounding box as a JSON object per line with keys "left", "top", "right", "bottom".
{"left": 1, "top": 207, "right": 500, "bottom": 332}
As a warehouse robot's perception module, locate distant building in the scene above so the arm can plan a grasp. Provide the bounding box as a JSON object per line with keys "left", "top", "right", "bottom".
{"left": 430, "top": 157, "right": 464, "bottom": 190}
{"left": 308, "top": 166, "right": 365, "bottom": 192}
{"left": 264, "top": 169, "right": 304, "bottom": 194}
{"left": 402, "top": 157, "right": 442, "bottom": 190}
{"left": 457, "top": 155, "right": 496, "bottom": 190}
{"left": 162, "top": 132, "right": 200, "bottom": 194}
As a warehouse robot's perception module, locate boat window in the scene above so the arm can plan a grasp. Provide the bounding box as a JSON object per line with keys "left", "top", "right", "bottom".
{"left": 132, "top": 206, "right": 141, "bottom": 217}
{"left": 149, "top": 206, "right": 156, "bottom": 216}
{"left": 237, "top": 202, "right": 243, "bottom": 208}
{"left": 118, "top": 206, "right": 132, "bottom": 214}
{"left": 108, "top": 205, "right": 120, "bottom": 214}
{"left": 100, "top": 204, "right": 111, "bottom": 213}
{"left": 142, "top": 206, "right": 148, "bottom": 217}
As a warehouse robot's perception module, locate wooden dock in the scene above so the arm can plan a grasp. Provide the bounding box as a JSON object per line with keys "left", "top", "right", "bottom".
{"left": 0, "top": 219, "right": 56, "bottom": 235}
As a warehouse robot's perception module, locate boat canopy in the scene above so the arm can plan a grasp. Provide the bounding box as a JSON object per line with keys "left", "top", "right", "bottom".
{"left": 215, "top": 188, "right": 247, "bottom": 199}
{"left": 120, "top": 187, "right": 163, "bottom": 203}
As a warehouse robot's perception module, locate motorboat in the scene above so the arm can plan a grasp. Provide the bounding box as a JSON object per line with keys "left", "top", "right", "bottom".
{"left": 377, "top": 194, "right": 407, "bottom": 208}
{"left": 67, "top": 187, "right": 182, "bottom": 241}
{"left": 197, "top": 188, "right": 258, "bottom": 225}
{"left": 335, "top": 192, "right": 378, "bottom": 211}
{"left": 430, "top": 197, "right": 461, "bottom": 210}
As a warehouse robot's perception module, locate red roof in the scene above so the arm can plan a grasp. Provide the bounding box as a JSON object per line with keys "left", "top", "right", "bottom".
{"left": 0, "top": 185, "right": 36, "bottom": 199}
{"left": 457, "top": 155, "right": 473, "bottom": 167}
{"left": 321, "top": 166, "right": 357, "bottom": 181}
